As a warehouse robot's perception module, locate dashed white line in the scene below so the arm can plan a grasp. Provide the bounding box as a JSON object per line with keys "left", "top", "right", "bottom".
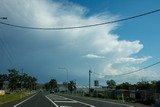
{"left": 60, "top": 106, "right": 71, "bottom": 107}
{"left": 74, "top": 100, "right": 95, "bottom": 107}
{"left": 54, "top": 100, "right": 77, "bottom": 103}
{"left": 57, "top": 95, "right": 95, "bottom": 107}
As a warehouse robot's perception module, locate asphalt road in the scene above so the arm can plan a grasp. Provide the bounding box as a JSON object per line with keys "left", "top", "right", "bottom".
{"left": 55, "top": 94, "right": 133, "bottom": 107}
{"left": 1, "top": 92, "right": 134, "bottom": 107}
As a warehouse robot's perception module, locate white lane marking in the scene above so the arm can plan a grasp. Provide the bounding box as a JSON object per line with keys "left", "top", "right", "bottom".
{"left": 57, "top": 95, "right": 95, "bottom": 107}
{"left": 74, "top": 100, "right": 95, "bottom": 107}
{"left": 45, "top": 96, "right": 59, "bottom": 107}
{"left": 71, "top": 95, "right": 134, "bottom": 107}
{"left": 54, "top": 100, "right": 77, "bottom": 103}
{"left": 13, "top": 93, "right": 37, "bottom": 107}
{"left": 60, "top": 106, "right": 71, "bottom": 107}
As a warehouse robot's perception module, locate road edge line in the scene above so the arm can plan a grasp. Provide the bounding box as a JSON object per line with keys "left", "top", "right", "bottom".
{"left": 45, "top": 96, "right": 59, "bottom": 107}
{"left": 13, "top": 93, "right": 37, "bottom": 107}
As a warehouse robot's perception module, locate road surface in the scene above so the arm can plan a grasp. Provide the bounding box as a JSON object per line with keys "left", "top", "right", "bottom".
{"left": 1, "top": 92, "right": 134, "bottom": 107}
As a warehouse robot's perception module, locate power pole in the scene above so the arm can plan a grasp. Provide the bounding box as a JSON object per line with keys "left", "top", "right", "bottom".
{"left": 21, "top": 68, "right": 23, "bottom": 90}
{"left": 89, "top": 70, "right": 92, "bottom": 96}
{"left": 20, "top": 68, "right": 23, "bottom": 98}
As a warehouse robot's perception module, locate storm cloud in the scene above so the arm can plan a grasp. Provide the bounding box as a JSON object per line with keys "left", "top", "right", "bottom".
{"left": 0, "top": 0, "right": 157, "bottom": 84}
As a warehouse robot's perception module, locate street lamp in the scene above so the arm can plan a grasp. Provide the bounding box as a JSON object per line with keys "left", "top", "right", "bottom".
{"left": 58, "top": 67, "right": 69, "bottom": 92}
{"left": 58, "top": 67, "right": 68, "bottom": 84}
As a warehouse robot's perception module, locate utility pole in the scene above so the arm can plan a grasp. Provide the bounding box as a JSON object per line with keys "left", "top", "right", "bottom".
{"left": 20, "top": 68, "right": 23, "bottom": 98}
{"left": 66, "top": 68, "right": 68, "bottom": 93}
{"left": 21, "top": 68, "right": 23, "bottom": 90}
{"left": 89, "top": 70, "right": 92, "bottom": 96}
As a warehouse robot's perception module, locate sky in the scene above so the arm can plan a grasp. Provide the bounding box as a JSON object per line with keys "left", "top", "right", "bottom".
{"left": 0, "top": 0, "right": 160, "bottom": 86}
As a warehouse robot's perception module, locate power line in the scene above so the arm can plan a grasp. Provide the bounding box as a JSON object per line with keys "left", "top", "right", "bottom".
{"left": 0, "top": 9, "right": 160, "bottom": 30}
{"left": 92, "top": 60, "right": 160, "bottom": 77}
{"left": 115, "top": 61, "right": 160, "bottom": 76}
{"left": 0, "top": 37, "right": 13, "bottom": 66}
{"left": 0, "top": 26, "right": 15, "bottom": 66}
{"left": 0, "top": 26, "right": 17, "bottom": 62}
{"left": 0, "top": 34, "right": 15, "bottom": 62}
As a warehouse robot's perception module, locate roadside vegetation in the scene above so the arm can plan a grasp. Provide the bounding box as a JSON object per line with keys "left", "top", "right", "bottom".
{"left": 43, "top": 79, "right": 76, "bottom": 93}
{"left": 0, "top": 68, "right": 38, "bottom": 104}
{"left": 0, "top": 91, "right": 32, "bottom": 104}
{"left": 42, "top": 77, "right": 160, "bottom": 106}
{"left": 56, "top": 79, "right": 159, "bottom": 106}
{"left": 84, "top": 79, "right": 159, "bottom": 105}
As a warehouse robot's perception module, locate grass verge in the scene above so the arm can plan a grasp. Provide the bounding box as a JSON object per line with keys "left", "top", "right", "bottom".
{"left": 0, "top": 91, "right": 30, "bottom": 105}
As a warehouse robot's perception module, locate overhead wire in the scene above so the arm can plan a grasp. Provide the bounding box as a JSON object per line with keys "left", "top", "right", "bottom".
{"left": 114, "top": 61, "right": 160, "bottom": 76}
{"left": 91, "top": 60, "right": 160, "bottom": 77}
{"left": 0, "top": 37, "right": 13, "bottom": 66}
{"left": 0, "top": 26, "right": 14, "bottom": 66}
{"left": 0, "top": 9, "right": 160, "bottom": 30}
{"left": 0, "top": 26, "right": 16, "bottom": 62}
{"left": 0, "top": 8, "right": 160, "bottom": 78}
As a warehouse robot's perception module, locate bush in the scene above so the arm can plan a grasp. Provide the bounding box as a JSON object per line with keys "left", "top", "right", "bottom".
{"left": 98, "top": 93, "right": 105, "bottom": 98}
{"left": 84, "top": 93, "right": 90, "bottom": 97}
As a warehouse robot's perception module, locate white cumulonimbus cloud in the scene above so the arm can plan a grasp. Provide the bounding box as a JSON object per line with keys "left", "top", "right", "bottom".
{"left": 0, "top": 0, "right": 158, "bottom": 83}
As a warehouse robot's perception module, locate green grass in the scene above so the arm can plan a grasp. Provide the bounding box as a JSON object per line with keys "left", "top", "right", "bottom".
{"left": 0, "top": 92, "right": 30, "bottom": 105}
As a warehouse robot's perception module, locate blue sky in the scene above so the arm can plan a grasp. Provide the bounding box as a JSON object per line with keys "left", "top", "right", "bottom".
{"left": 0, "top": 0, "right": 160, "bottom": 85}
{"left": 72, "top": 0, "right": 160, "bottom": 57}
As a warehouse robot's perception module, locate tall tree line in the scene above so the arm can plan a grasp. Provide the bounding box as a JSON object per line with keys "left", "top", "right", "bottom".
{"left": 107, "top": 79, "right": 159, "bottom": 91}
{"left": 43, "top": 79, "right": 76, "bottom": 93}
{"left": 0, "top": 68, "right": 37, "bottom": 91}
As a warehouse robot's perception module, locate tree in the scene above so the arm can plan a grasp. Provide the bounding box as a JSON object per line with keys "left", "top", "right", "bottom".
{"left": 150, "top": 80, "right": 157, "bottom": 91}
{"left": 19, "top": 73, "right": 37, "bottom": 90}
{"left": 156, "top": 81, "right": 160, "bottom": 93}
{"left": 116, "top": 82, "right": 130, "bottom": 90}
{"left": 30, "top": 76, "right": 37, "bottom": 90}
{"left": 0, "top": 74, "right": 8, "bottom": 89}
{"left": 136, "top": 80, "right": 150, "bottom": 90}
{"left": 49, "top": 79, "right": 57, "bottom": 90}
{"left": 25, "top": 75, "right": 37, "bottom": 90}
{"left": 106, "top": 79, "right": 116, "bottom": 89}
{"left": 21, "top": 73, "right": 28, "bottom": 89}
{"left": 43, "top": 83, "right": 50, "bottom": 91}
{"left": 8, "top": 69, "right": 20, "bottom": 91}
{"left": 68, "top": 81, "right": 76, "bottom": 93}
{"left": 43, "top": 79, "right": 57, "bottom": 91}
{"left": 0, "top": 68, "right": 37, "bottom": 91}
